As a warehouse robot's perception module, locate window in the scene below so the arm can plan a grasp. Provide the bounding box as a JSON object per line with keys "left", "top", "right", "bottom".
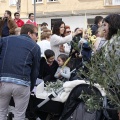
{"left": 36, "top": 0, "right": 42, "bottom": 2}
{"left": 47, "top": 0, "right": 58, "bottom": 2}
{"left": 104, "top": 0, "right": 120, "bottom": 6}
{"left": 51, "top": 18, "right": 62, "bottom": 29}
{"left": 113, "top": 0, "right": 120, "bottom": 5}
{"left": 9, "top": 0, "right": 16, "bottom": 6}
{"left": 87, "top": 18, "right": 94, "bottom": 27}
{"left": 32, "top": 0, "right": 43, "bottom": 4}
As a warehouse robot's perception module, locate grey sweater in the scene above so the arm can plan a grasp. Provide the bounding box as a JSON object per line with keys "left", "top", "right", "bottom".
{"left": 54, "top": 66, "right": 71, "bottom": 80}
{"left": 50, "top": 34, "right": 72, "bottom": 60}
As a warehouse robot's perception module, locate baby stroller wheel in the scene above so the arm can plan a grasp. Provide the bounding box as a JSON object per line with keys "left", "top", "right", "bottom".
{"left": 7, "top": 112, "right": 14, "bottom": 120}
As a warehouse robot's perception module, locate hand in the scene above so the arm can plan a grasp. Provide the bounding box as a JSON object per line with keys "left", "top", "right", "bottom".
{"left": 58, "top": 73, "right": 61, "bottom": 77}
{"left": 72, "top": 29, "right": 82, "bottom": 37}
{"left": 59, "top": 45, "right": 65, "bottom": 52}
{"left": 79, "top": 40, "right": 84, "bottom": 44}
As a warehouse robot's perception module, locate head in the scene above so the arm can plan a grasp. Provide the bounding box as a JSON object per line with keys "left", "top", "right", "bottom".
{"left": 15, "top": 27, "right": 21, "bottom": 35}
{"left": 41, "top": 22, "right": 48, "bottom": 30}
{"left": 4, "top": 10, "right": 11, "bottom": 18}
{"left": 74, "top": 27, "right": 83, "bottom": 38}
{"left": 83, "top": 29, "right": 89, "bottom": 39}
{"left": 103, "top": 14, "right": 120, "bottom": 40}
{"left": 57, "top": 54, "right": 68, "bottom": 67}
{"left": 41, "top": 28, "right": 51, "bottom": 40}
{"left": 28, "top": 13, "right": 34, "bottom": 21}
{"left": 94, "top": 16, "right": 103, "bottom": 27}
{"left": 52, "top": 21, "right": 65, "bottom": 36}
{"left": 65, "top": 25, "right": 71, "bottom": 36}
{"left": 44, "top": 49, "right": 55, "bottom": 65}
{"left": 21, "top": 24, "right": 38, "bottom": 41}
{"left": 14, "top": 12, "right": 20, "bottom": 20}
{"left": 96, "top": 26, "right": 105, "bottom": 38}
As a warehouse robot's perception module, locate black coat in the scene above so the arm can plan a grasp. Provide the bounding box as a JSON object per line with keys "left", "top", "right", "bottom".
{"left": 39, "top": 57, "right": 59, "bottom": 82}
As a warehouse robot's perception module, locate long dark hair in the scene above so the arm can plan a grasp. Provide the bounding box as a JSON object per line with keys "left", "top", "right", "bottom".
{"left": 104, "top": 14, "right": 120, "bottom": 40}
{"left": 52, "top": 21, "right": 65, "bottom": 37}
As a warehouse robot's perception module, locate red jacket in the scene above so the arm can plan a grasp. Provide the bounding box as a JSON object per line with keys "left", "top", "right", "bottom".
{"left": 26, "top": 20, "right": 37, "bottom": 27}
{"left": 14, "top": 19, "right": 24, "bottom": 27}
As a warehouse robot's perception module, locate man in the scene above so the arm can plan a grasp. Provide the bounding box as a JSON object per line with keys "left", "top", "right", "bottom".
{"left": 26, "top": 13, "right": 37, "bottom": 27}
{"left": 0, "top": 24, "right": 41, "bottom": 120}
{"left": 0, "top": 10, "right": 17, "bottom": 37}
{"left": 41, "top": 22, "right": 48, "bottom": 31}
{"left": 91, "top": 16, "right": 103, "bottom": 35}
{"left": 14, "top": 12, "right": 24, "bottom": 27}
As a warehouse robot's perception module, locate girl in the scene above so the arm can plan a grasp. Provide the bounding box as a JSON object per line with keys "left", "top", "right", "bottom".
{"left": 54, "top": 54, "right": 71, "bottom": 81}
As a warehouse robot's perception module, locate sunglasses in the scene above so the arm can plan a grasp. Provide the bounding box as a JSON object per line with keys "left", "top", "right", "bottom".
{"left": 33, "top": 32, "right": 38, "bottom": 37}
{"left": 66, "top": 31, "right": 71, "bottom": 33}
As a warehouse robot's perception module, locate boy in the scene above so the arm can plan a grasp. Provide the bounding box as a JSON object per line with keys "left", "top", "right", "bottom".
{"left": 39, "top": 49, "right": 58, "bottom": 82}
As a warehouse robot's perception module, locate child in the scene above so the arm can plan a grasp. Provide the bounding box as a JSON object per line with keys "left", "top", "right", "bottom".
{"left": 79, "top": 29, "right": 92, "bottom": 62}
{"left": 39, "top": 49, "right": 59, "bottom": 82}
{"left": 54, "top": 54, "right": 71, "bottom": 81}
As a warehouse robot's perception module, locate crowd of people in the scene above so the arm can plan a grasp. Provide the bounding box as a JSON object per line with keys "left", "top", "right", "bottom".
{"left": 0, "top": 9, "right": 120, "bottom": 120}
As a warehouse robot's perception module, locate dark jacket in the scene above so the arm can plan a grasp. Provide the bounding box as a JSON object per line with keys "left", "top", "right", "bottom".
{"left": 91, "top": 24, "right": 98, "bottom": 35}
{"left": 82, "top": 43, "right": 92, "bottom": 62}
{"left": 0, "top": 17, "right": 17, "bottom": 37}
{"left": 0, "top": 35, "right": 41, "bottom": 90}
{"left": 39, "top": 57, "right": 58, "bottom": 82}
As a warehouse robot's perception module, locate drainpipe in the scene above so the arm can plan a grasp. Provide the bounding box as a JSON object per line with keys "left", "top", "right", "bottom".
{"left": 34, "top": 0, "right": 36, "bottom": 22}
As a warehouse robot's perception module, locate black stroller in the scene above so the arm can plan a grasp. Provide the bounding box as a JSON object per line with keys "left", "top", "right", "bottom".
{"left": 27, "top": 81, "right": 119, "bottom": 120}
{"left": 60, "top": 83, "right": 119, "bottom": 120}
{"left": 8, "top": 81, "right": 119, "bottom": 120}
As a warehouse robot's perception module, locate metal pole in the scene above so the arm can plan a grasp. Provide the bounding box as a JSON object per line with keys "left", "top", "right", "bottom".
{"left": 34, "top": 0, "right": 36, "bottom": 22}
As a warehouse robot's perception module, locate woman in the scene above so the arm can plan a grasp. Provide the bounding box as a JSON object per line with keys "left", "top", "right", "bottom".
{"left": 102, "top": 14, "right": 120, "bottom": 120}
{"left": 50, "top": 21, "right": 81, "bottom": 60}
{"left": 103, "top": 14, "right": 120, "bottom": 57}
{"left": 37, "top": 27, "right": 51, "bottom": 57}
{"left": 59, "top": 25, "right": 71, "bottom": 55}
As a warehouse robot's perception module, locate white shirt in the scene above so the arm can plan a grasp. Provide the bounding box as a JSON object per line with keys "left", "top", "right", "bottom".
{"left": 37, "top": 40, "right": 51, "bottom": 57}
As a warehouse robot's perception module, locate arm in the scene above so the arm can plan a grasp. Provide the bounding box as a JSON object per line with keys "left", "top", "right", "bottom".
{"left": 60, "top": 67, "right": 71, "bottom": 79}
{"left": 51, "top": 34, "right": 72, "bottom": 46}
{"left": 30, "top": 47, "right": 41, "bottom": 91}
{"left": 93, "top": 37, "right": 101, "bottom": 52}
{"left": 54, "top": 67, "right": 61, "bottom": 78}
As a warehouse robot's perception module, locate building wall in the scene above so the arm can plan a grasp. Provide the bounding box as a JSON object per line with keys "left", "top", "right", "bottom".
{"left": 0, "top": 0, "right": 120, "bottom": 17}
{"left": 34, "top": 15, "right": 107, "bottom": 31}
{"left": 0, "top": 0, "right": 119, "bottom": 30}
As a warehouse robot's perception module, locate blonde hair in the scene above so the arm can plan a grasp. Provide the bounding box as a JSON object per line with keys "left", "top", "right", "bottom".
{"left": 41, "top": 28, "right": 51, "bottom": 40}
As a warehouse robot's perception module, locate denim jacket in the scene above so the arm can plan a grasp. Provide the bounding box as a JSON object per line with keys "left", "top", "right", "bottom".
{"left": 0, "top": 34, "right": 41, "bottom": 90}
